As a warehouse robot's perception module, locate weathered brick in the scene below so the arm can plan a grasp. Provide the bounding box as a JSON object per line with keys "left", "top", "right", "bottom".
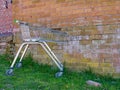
{"left": 87, "top": 62, "right": 99, "bottom": 68}
{"left": 7, "top": 0, "right": 120, "bottom": 77}
{"left": 100, "top": 53, "right": 113, "bottom": 58}
{"left": 80, "top": 40, "right": 92, "bottom": 45}
{"left": 100, "top": 63, "right": 112, "bottom": 67}
{"left": 90, "top": 34, "right": 102, "bottom": 40}
{"left": 103, "top": 67, "right": 115, "bottom": 73}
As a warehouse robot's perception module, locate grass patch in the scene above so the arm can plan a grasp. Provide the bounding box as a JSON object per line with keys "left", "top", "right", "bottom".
{"left": 0, "top": 54, "right": 120, "bottom": 90}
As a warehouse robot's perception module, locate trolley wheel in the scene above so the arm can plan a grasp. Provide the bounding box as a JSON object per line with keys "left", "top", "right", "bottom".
{"left": 16, "top": 62, "right": 22, "bottom": 68}
{"left": 55, "top": 71, "right": 63, "bottom": 78}
{"left": 6, "top": 68, "right": 13, "bottom": 76}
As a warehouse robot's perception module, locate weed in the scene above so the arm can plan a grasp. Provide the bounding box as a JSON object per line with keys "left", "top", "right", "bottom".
{"left": 0, "top": 55, "right": 120, "bottom": 90}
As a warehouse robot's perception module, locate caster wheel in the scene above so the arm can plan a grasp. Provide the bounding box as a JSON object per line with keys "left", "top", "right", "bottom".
{"left": 16, "top": 62, "right": 22, "bottom": 68}
{"left": 55, "top": 71, "right": 63, "bottom": 78}
{"left": 6, "top": 69, "right": 13, "bottom": 76}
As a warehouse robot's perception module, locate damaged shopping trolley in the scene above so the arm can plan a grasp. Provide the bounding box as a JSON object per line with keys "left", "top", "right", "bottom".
{"left": 6, "top": 20, "right": 68, "bottom": 77}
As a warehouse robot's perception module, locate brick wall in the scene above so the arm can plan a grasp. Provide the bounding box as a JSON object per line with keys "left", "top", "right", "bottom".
{"left": 13, "top": 0, "right": 120, "bottom": 77}
{"left": 0, "top": 0, "right": 13, "bottom": 54}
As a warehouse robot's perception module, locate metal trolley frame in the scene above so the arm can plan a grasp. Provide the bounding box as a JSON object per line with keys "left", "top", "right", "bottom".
{"left": 6, "top": 20, "right": 65, "bottom": 77}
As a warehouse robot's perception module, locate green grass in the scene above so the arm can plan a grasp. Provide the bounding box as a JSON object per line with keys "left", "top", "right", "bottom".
{"left": 0, "top": 55, "right": 120, "bottom": 90}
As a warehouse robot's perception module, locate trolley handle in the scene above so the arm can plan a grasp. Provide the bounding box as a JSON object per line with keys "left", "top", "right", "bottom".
{"left": 15, "top": 20, "right": 68, "bottom": 36}
{"left": 15, "top": 20, "right": 28, "bottom": 25}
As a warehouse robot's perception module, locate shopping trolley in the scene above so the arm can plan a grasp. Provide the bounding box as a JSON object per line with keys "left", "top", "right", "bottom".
{"left": 6, "top": 20, "right": 68, "bottom": 77}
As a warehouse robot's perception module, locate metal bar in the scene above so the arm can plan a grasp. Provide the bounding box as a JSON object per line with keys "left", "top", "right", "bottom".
{"left": 42, "top": 42, "right": 63, "bottom": 67}
{"left": 10, "top": 43, "right": 26, "bottom": 68}
{"left": 40, "top": 43, "right": 63, "bottom": 71}
{"left": 19, "top": 44, "right": 29, "bottom": 62}
{"left": 10, "top": 41, "right": 63, "bottom": 71}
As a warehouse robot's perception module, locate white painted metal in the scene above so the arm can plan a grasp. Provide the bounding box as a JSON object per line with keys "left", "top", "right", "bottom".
{"left": 19, "top": 44, "right": 29, "bottom": 62}
{"left": 8, "top": 20, "right": 63, "bottom": 76}
{"left": 10, "top": 43, "right": 26, "bottom": 68}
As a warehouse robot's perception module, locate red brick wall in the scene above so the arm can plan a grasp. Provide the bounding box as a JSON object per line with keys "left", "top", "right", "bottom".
{"left": 0, "top": 0, "right": 13, "bottom": 36}
{"left": 13, "top": 0, "right": 120, "bottom": 77}
{"left": 0, "top": 0, "right": 13, "bottom": 54}
{"left": 13, "top": 0, "right": 120, "bottom": 27}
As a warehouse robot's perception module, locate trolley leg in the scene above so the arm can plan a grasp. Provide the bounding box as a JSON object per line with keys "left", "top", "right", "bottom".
{"left": 10, "top": 43, "right": 26, "bottom": 68}
{"left": 16, "top": 44, "right": 29, "bottom": 68}
{"left": 40, "top": 43, "right": 62, "bottom": 70}
{"left": 40, "top": 42, "right": 64, "bottom": 77}
{"left": 6, "top": 43, "right": 26, "bottom": 75}
{"left": 40, "top": 42, "right": 63, "bottom": 71}
{"left": 42, "top": 42, "right": 63, "bottom": 68}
